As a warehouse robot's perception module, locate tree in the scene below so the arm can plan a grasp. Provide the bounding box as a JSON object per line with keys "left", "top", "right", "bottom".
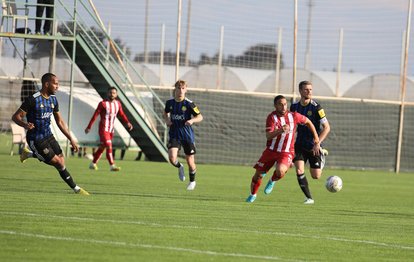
{"left": 196, "top": 43, "right": 284, "bottom": 70}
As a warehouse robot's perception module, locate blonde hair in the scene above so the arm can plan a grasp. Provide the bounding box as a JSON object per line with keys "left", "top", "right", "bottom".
{"left": 174, "top": 80, "right": 187, "bottom": 89}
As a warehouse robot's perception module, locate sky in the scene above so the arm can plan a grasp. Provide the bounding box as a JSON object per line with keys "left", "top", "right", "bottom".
{"left": 2, "top": 0, "right": 408, "bottom": 76}
{"left": 87, "top": 0, "right": 414, "bottom": 75}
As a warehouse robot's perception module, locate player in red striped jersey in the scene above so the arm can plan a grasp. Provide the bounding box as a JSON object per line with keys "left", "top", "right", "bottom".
{"left": 85, "top": 87, "right": 133, "bottom": 171}
{"left": 246, "top": 95, "right": 320, "bottom": 203}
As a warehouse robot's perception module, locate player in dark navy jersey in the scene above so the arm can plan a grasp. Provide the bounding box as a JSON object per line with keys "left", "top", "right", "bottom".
{"left": 163, "top": 80, "right": 203, "bottom": 190}
{"left": 290, "top": 81, "right": 330, "bottom": 204}
{"left": 12, "top": 73, "right": 89, "bottom": 195}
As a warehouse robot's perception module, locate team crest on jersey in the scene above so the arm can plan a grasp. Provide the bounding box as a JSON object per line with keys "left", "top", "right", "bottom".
{"left": 318, "top": 109, "right": 326, "bottom": 118}
{"left": 51, "top": 103, "right": 54, "bottom": 109}
{"left": 43, "top": 148, "right": 49, "bottom": 154}
{"left": 307, "top": 111, "right": 312, "bottom": 117}
{"left": 193, "top": 106, "right": 200, "bottom": 114}
{"left": 182, "top": 106, "right": 187, "bottom": 111}
{"left": 40, "top": 103, "right": 44, "bottom": 108}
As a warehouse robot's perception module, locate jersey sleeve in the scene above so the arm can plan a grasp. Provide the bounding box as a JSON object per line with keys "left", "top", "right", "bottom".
{"left": 164, "top": 100, "right": 171, "bottom": 113}
{"left": 19, "top": 96, "right": 34, "bottom": 113}
{"left": 294, "top": 111, "right": 307, "bottom": 125}
{"left": 265, "top": 113, "right": 276, "bottom": 133}
{"left": 316, "top": 104, "right": 327, "bottom": 121}
{"left": 189, "top": 102, "right": 201, "bottom": 116}
{"left": 117, "top": 101, "right": 130, "bottom": 125}
{"left": 53, "top": 97, "right": 59, "bottom": 112}
{"left": 87, "top": 101, "right": 103, "bottom": 129}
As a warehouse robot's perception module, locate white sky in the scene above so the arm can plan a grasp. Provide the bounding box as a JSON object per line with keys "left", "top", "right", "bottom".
{"left": 90, "top": 0, "right": 413, "bottom": 75}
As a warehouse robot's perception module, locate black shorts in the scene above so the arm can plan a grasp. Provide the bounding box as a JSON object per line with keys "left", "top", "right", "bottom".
{"left": 167, "top": 138, "right": 196, "bottom": 155}
{"left": 293, "top": 144, "right": 322, "bottom": 169}
{"left": 28, "top": 135, "right": 62, "bottom": 163}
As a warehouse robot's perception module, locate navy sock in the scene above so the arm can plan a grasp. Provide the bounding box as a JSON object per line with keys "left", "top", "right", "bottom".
{"left": 297, "top": 174, "right": 312, "bottom": 199}
{"left": 58, "top": 168, "right": 77, "bottom": 189}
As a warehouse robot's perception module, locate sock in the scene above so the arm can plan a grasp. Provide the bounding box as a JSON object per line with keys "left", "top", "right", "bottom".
{"left": 58, "top": 167, "right": 77, "bottom": 189}
{"left": 250, "top": 176, "right": 263, "bottom": 195}
{"left": 93, "top": 147, "right": 104, "bottom": 163}
{"left": 297, "top": 174, "right": 312, "bottom": 199}
{"left": 106, "top": 147, "right": 114, "bottom": 165}
{"left": 189, "top": 169, "right": 196, "bottom": 182}
{"left": 173, "top": 160, "right": 182, "bottom": 168}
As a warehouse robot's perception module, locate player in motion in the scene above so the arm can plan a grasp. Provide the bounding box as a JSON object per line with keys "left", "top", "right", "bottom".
{"left": 12, "top": 73, "right": 89, "bottom": 195}
{"left": 85, "top": 86, "right": 133, "bottom": 171}
{"left": 290, "top": 81, "right": 331, "bottom": 204}
{"left": 246, "top": 95, "right": 319, "bottom": 203}
{"left": 163, "top": 80, "right": 203, "bottom": 190}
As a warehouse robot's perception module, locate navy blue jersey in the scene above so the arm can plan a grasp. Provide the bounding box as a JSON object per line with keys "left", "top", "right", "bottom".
{"left": 164, "top": 97, "right": 201, "bottom": 143}
{"left": 290, "top": 99, "right": 327, "bottom": 150}
{"left": 20, "top": 91, "right": 59, "bottom": 141}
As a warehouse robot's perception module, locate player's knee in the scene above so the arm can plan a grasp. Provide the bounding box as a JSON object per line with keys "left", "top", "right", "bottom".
{"left": 310, "top": 169, "right": 322, "bottom": 179}
{"left": 51, "top": 156, "right": 65, "bottom": 169}
{"left": 296, "top": 167, "right": 305, "bottom": 175}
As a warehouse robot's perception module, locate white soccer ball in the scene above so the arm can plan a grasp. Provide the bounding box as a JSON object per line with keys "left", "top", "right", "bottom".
{"left": 325, "top": 176, "right": 343, "bottom": 193}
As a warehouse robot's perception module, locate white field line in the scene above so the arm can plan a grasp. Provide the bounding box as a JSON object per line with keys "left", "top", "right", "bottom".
{"left": 1, "top": 211, "right": 414, "bottom": 251}
{"left": 0, "top": 230, "right": 303, "bottom": 261}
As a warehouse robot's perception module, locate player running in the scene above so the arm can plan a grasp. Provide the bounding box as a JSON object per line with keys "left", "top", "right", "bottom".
{"left": 290, "top": 80, "right": 331, "bottom": 204}
{"left": 12, "top": 73, "right": 89, "bottom": 195}
{"left": 163, "top": 80, "right": 203, "bottom": 190}
{"left": 246, "top": 95, "right": 319, "bottom": 203}
{"left": 85, "top": 86, "right": 133, "bottom": 171}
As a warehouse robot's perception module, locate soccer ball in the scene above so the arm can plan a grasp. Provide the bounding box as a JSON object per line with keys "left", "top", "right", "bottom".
{"left": 325, "top": 176, "right": 343, "bottom": 193}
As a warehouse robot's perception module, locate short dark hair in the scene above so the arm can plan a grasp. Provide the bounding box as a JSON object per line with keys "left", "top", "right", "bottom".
{"left": 274, "top": 95, "right": 285, "bottom": 104}
{"left": 108, "top": 86, "right": 117, "bottom": 92}
{"left": 299, "top": 80, "right": 312, "bottom": 90}
{"left": 41, "top": 73, "right": 56, "bottom": 85}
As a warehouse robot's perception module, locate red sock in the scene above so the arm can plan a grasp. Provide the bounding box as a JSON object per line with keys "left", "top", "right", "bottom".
{"left": 251, "top": 176, "right": 262, "bottom": 195}
{"left": 106, "top": 147, "right": 114, "bottom": 165}
{"left": 93, "top": 147, "right": 104, "bottom": 163}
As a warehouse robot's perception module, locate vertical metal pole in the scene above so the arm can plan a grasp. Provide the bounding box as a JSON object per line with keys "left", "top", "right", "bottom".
{"left": 335, "top": 28, "right": 343, "bottom": 97}
{"left": 184, "top": 0, "right": 191, "bottom": 66}
{"left": 275, "top": 27, "right": 282, "bottom": 94}
{"left": 292, "top": 0, "right": 298, "bottom": 100}
{"left": 159, "top": 23, "right": 165, "bottom": 86}
{"left": 399, "top": 30, "right": 406, "bottom": 101}
{"left": 0, "top": 0, "right": 6, "bottom": 56}
{"left": 304, "top": 0, "right": 313, "bottom": 70}
{"left": 217, "top": 25, "right": 224, "bottom": 90}
{"left": 66, "top": 0, "right": 78, "bottom": 157}
{"left": 105, "top": 21, "right": 111, "bottom": 68}
{"left": 144, "top": 0, "right": 149, "bottom": 64}
{"left": 395, "top": 0, "right": 412, "bottom": 173}
{"left": 49, "top": 11, "right": 57, "bottom": 73}
{"left": 175, "top": 0, "right": 182, "bottom": 81}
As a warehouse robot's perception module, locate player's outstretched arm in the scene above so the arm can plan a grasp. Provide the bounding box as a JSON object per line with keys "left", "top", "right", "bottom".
{"left": 54, "top": 111, "right": 79, "bottom": 152}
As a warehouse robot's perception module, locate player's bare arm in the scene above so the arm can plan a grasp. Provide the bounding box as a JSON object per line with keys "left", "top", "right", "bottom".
{"left": 304, "top": 118, "right": 320, "bottom": 155}
{"left": 12, "top": 109, "right": 35, "bottom": 130}
{"left": 318, "top": 121, "right": 331, "bottom": 144}
{"left": 54, "top": 111, "right": 79, "bottom": 152}
{"left": 163, "top": 112, "right": 172, "bottom": 127}
{"left": 265, "top": 124, "right": 289, "bottom": 140}
{"left": 126, "top": 122, "right": 133, "bottom": 131}
{"left": 186, "top": 113, "right": 203, "bottom": 126}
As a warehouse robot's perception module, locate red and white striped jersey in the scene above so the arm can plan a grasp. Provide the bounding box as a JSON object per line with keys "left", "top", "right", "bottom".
{"left": 265, "top": 110, "right": 307, "bottom": 153}
{"left": 87, "top": 99, "right": 130, "bottom": 134}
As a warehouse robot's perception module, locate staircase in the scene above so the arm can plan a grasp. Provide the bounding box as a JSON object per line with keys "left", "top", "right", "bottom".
{"left": 60, "top": 35, "right": 168, "bottom": 161}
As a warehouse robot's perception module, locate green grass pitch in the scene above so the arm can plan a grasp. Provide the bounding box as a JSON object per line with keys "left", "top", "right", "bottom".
{"left": 0, "top": 134, "right": 413, "bottom": 261}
